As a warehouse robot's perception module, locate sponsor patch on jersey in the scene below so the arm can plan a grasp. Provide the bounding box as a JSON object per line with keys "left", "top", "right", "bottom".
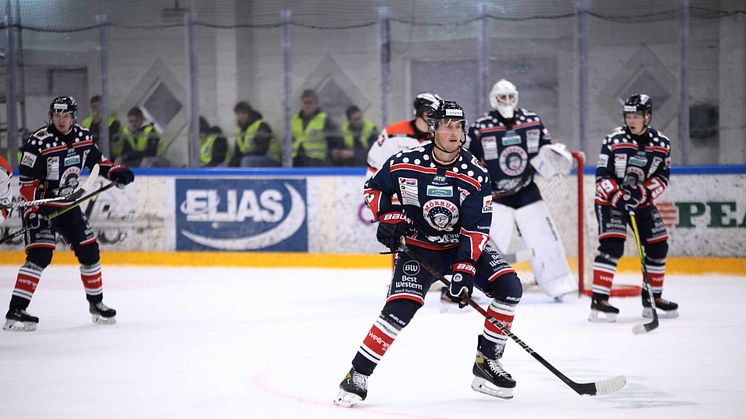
{"left": 426, "top": 185, "right": 453, "bottom": 197}
{"left": 64, "top": 154, "right": 81, "bottom": 166}
{"left": 46, "top": 156, "right": 60, "bottom": 181}
{"left": 526, "top": 129, "right": 540, "bottom": 153}
{"left": 501, "top": 132, "right": 521, "bottom": 146}
{"left": 403, "top": 260, "right": 420, "bottom": 275}
{"left": 399, "top": 177, "right": 420, "bottom": 207}
{"left": 20, "top": 152, "right": 37, "bottom": 168}
{"left": 458, "top": 187, "right": 470, "bottom": 205}
{"left": 598, "top": 154, "right": 609, "bottom": 168}
{"left": 422, "top": 199, "right": 459, "bottom": 231}
{"left": 614, "top": 154, "right": 627, "bottom": 179}
{"left": 498, "top": 146, "right": 528, "bottom": 177}
{"left": 431, "top": 175, "right": 448, "bottom": 186}
{"left": 481, "top": 136, "right": 498, "bottom": 160}
{"left": 628, "top": 153, "right": 648, "bottom": 167}
{"left": 482, "top": 195, "right": 492, "bottom": 213}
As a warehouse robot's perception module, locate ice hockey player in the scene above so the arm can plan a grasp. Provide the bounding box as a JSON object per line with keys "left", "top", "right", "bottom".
{"left": 589, "top": 93, "right": 678, "bottom": 322}
{"left": 365, "top": 92, "right": 442, "bottom": 178}
{"left": 3, "top": 96, "right": 135, "bottom": 331}
{"left": 334, "top": 100, "right": 523, "bottom": 407}
{"left": 0, "top": 155, "right": 13, "bottom": 224}
{"left": 467, "top": 79, "right": 576, "bottom": 301}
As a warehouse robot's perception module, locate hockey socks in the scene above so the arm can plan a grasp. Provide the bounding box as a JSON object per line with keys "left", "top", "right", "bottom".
{"left": 81, "top": 262, "right": 104, "bottom": 303}
{"left": 481, "top": 299, "right": 517, "bottom": 351}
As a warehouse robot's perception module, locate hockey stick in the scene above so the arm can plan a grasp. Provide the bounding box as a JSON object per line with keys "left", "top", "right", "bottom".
{"left": 629, "top": 210, "right": 659, "bottom": 335}
{"left": 400, "top": 242, "right": 626, "bottom": 396}
{"left": 3, "top": 164, "right": 101, "bottom": 210}
{"left": 0, "top": 179, "right": 117, "bottom": 245}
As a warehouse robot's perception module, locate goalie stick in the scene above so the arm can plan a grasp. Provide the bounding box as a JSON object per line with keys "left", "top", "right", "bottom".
{"left": 400, "top": 241, "right": 626, "bottom": 396}
{"left": 2, "top": 164, "right": 100, "bottom": 210}
{"left": 629, "top": 210, "right": 660, "bottom": 335}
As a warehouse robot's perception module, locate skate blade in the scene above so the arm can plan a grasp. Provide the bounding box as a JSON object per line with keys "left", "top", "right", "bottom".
{"left": 3, "top": 319, "right": 37, "bottom": 331}
{"left": 471, "top": 377, "right": 514, "bottom": 399}
{"left": 333, "top": 389, "right": 363, "bottom": 408}
{"left": 642, "top": 307, "right": 678, "bottom": 319}
{"left": 588, "top": 310, "right": 617, "bottom": 323}
{"left": 92, "top": 315, "right": 117, "bottom": 325}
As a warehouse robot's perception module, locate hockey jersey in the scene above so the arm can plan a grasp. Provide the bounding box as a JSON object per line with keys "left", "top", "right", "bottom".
{"left": 0, "top": 155, "right": 12, "bottom": 223}
{"left": 364, "top": 142, "right": 492, "bottom": 264}
{"left": 19, "top": 124, "right": 118, "bottom": 211}
{"left": 366, "top": 119, "right": 430, "bottom": 178}
{"left": 594, "top": 126, "right": 671, "bottom": 207}
{"left": 467, "top": 109, "right": 552, "bottom": 195}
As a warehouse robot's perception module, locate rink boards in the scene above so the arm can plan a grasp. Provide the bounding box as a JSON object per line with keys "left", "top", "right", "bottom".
{"left": 0, "top": 166, "right": 744, "bottom": 273}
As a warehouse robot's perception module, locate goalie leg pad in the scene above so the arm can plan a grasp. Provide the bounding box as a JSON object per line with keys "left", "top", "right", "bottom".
{"left": 488, "top": 203, "right": 515, "bottom": 254}
{"left": 513, "top": 201, "right": 577, "bottom": 298}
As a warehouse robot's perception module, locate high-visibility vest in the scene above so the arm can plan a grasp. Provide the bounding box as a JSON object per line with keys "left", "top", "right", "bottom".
{"left": 236, "top": 119, "right": 280, "bottom": 163}
{"left": 199, "top": 134, "right": 231, "bottom": 166}
{"left": 342, "top": 120, "right": 375, "bottom": 150}
{"left": 82, "top": 115, "right": 123, "bottom": 157}
{"left": 291, "top": 112, "right": 328, "bottom": 160}
{"left": 122, "top": 124, "right": 158, "bottom": 155}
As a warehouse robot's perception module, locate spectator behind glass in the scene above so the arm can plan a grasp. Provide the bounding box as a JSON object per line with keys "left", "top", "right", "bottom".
{"left": 229, "top": 101, "right": 279, "bottom": 167}
{"left": 291, "top": 89, "right": 343, "bottom": 167}
{"left": 331, "top": 105, "right": 378, "bottom": 167}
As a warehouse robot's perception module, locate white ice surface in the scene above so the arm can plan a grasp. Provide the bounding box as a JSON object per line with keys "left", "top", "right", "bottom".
{"left": 1, "top": 266, "right": 745, "bottom": 419}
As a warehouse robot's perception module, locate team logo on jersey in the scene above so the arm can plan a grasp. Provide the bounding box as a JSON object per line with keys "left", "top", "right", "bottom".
{"left": 426, "top": 185, "right": 452, "bottom": 197}
{"left": 176, "top": 179, "right": 307, "bottom": 251}
{"left": 56, "top": 166, "right": 81, "bottom": 196}
{"left": 498, "top": 146, "right": 528, "bottom": 177}
{"left": 422, "top": 199, "right": 459, "bottom": 231}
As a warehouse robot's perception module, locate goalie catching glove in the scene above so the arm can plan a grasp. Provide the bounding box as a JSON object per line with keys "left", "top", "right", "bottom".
{"left": 376, "top": 211, "right": 409, "bottom": 251}
{"left": 449, "top": 261, "right": 476, "bottom": 308}
{"left": 530, "top": 143, "right": 573, "bottom": 178}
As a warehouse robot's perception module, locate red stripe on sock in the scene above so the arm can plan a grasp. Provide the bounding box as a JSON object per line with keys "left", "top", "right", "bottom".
{"left": 362, "top": 324, "right": 395, "bottom": 357}
{"left": 484, "top": 308, "right": 514, "bottom": 337}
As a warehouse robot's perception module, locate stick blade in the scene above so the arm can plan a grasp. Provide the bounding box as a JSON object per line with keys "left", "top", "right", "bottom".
{"left": 594, "top": 375, "right": 627, "bottom": 395}
{"left": 632, "top": 318, "right": 659, "bottom": 335}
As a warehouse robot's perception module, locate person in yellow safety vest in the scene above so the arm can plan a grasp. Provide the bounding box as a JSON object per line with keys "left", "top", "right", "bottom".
{"left": 229, "top": 101, "right": 279, "bottom": 167}
{"left": 120, "top": 106, "right": 163, "bottom": 167}
{"left": 198, "top": 116, "right": 230, "bottom": 167}
{"left": 81, "top": 95, "right": 123, "bottom": 161}
{"left": 331, "top": 105, "right": 378, "bottom": 167}
{"left": 291, "top": 89, "right": 343, "bottom": 167}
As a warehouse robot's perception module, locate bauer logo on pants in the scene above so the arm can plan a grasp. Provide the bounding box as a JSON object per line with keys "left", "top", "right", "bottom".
{"left": 175, "top": 179, "right": 307, "bottom": 251}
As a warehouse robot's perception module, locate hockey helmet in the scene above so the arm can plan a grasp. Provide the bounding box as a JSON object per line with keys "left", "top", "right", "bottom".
{"left": 413, "top": 92, "right": 443, "bottom": 118}
{"left": 49, "top": 96, "right": 78, "bottom": 122}
{"left": 623, "top": 94, "right": 652, "bottom": 126}
{"left": 489, "top": 79, "right": 519, "bottom": 119}
{"left": 427, "top": 100, "right": 467, "bottom": 136}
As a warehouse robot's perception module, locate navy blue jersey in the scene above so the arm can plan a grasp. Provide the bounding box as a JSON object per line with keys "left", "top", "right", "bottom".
{"left": 19, "top": 124, "right": 116, "bottom": 211}
{"left": 594, "top": 126, "right": 671, "bottom": 207}
{"left": 467, "top": 109, "right": 552, "bottom": 195}
{"left": 364, "top": 142, "right": 492, "bottom": 264}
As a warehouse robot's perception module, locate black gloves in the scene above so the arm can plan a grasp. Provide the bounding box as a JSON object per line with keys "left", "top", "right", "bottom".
{"left": 449, "top": 261, "right": 476, "bottom": 308}
{"left": 376, "top": 211, "right": 409, "bottom": 251}
{"left": 23, "top": 207, "right": 50, "bottom": 230}
{"left": 108, "top": 165, "right": 135, "bottom": 186}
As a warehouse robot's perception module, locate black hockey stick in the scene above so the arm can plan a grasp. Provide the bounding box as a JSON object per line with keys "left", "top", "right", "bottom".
{"left": 0, "top": 164, "right": 100, "bottom": 211}
{"left": 628, "top": 210, "right": 659, "bottom": 335}
{"left": 400, "top": 242, "right": 626, "bottom": 396}
{"left": 0, "top": 180, "right": 118, "bottom": 245}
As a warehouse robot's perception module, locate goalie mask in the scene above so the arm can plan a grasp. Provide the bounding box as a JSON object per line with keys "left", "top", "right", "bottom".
{"left": 49, "top": 96, "right": 78, "bottom": 123}
{"left": 489, "top": 79, "right": 519, "bottom": 119}
{"left": 622, "top": 94, "right": 652, "bottom": 127}
{"left": 413, "top": 92, "right": 443, "bottom": 118}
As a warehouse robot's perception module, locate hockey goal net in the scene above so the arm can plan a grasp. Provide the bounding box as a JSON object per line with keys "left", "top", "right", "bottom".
{"left": 510, "top": 151, "right": 641, "bottom": 297}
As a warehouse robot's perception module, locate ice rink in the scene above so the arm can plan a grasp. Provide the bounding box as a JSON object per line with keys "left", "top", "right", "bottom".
{"left": 0, "top": 265, "right": 744, "bottom": 419}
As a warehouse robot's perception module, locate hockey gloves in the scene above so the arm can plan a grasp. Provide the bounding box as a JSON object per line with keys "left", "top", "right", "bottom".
{"left": 108, "top": 165, "right": 135, "bottom": 187}
{"left": 450, "top": 261, "right": 476, "bottom": 308}
{"left": 376, "top": 211, "right": 409, "bottom": 251}
{"left": 23, "top": 207, "right": 50, "bottom": 230}
{"left": 610, "top": 184, "right": 648, "bottom": 212}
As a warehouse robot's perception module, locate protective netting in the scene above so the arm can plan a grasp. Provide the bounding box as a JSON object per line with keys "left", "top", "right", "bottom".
{"left": 1, "top": 0, "right": 745, "bottom": 167}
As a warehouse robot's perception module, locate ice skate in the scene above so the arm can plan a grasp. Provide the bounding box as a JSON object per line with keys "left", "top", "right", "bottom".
{"left": 3, "top": 308, "right": 39, "bottom": 331}
{"left": 333, "top": 367, "right": 368, "bottom": 407}
{"left": 642, "top": 292, "right": 679, "bottom": 319}
{"left": 89, "top": 302, "right": 117, "bottom": 325}
{"left": 588, "top": 299, "right": 619, "bottom": 323}
{"left": 471, "top": 352, "right": 516, "bottom": 399}
{"left": 440, "top": 286, "right": 471, "bottom": 313}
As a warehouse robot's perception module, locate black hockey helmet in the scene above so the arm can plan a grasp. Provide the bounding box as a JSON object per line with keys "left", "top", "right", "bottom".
{"left": 413, "top": 92, "right": 442, "bottom": 118}
{"left": 49, "top": 95, "right": 78, "bottom": 122}
{"left": 427, "top": 100, "right": 468, "bottom": 137}
{"left": 623, "top": 94, "right": 652, "bottom": 117}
